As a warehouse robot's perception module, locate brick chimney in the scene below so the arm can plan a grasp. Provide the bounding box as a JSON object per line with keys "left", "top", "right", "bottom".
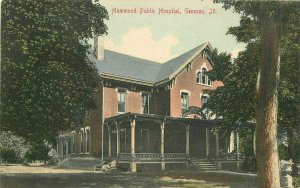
{"left": 94, "top": 35, "right": 104, "bottom": 61}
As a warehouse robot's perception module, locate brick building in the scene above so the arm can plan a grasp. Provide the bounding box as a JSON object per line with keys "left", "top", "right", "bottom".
{"left": 57, "top": 36, "right": 245, "bottom": 172}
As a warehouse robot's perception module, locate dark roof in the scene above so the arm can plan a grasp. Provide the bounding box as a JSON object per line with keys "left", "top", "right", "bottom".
{"left": 87, "top": 42, "right": 212, "bottom": 84}
{"left": 156, "top": 42, "right": 209, "bottom": 82}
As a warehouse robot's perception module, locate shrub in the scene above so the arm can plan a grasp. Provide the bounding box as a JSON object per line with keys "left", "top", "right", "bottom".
{"left": 0, "top": 147, "right": 18, "bottom": 163}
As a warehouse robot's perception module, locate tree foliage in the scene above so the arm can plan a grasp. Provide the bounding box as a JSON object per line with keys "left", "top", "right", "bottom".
{"left": 1, "top": 0, "right": 108, "bottom": 144}
{"left": 210, "top": 1, "right": 300, "bottom": 178}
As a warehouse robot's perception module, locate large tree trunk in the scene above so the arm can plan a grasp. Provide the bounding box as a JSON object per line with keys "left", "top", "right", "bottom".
{"left": 287, "top": 126, "right": 298, "bottom": 176}
{"left": 256, "top": 2, "right": 281, "bottom": 188}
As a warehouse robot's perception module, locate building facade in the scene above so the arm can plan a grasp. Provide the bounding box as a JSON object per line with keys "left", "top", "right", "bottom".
{"left": 57, "top": 37, "right": 242, "bottom": 172}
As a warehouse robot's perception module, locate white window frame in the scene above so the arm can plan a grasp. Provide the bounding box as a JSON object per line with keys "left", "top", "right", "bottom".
{"left": 117, "top": 89, "right": 127, "bottom": 113}
{"left": 180, "top": 90, "right": 190, "bottom": 114}
{"left": 196, "top": 65, "right": 212, "bottom": 86}
{"left": 141, "top": 92, "right": 150, "bottom": 114}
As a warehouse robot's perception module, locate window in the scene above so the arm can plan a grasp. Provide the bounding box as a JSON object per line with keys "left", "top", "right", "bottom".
{"left": 201, "top": 95, "right": 208, "bottom": 107}
{"left": 201, "top": 95, "right": 209, "bottom": 118}
{"left": 142, "top": 93, "right": 150, "bottom": 114}
{"left": 117, "top": 90, "right": 126, "bottom": 113}
{"left": 196, "top": 68, "right": 212, "bottom": 86}
{"left": 181, "top": 92, "right": 189, "bottom": 114}
{"left": 86, "top": 128, "right": 90, "bottom": 154}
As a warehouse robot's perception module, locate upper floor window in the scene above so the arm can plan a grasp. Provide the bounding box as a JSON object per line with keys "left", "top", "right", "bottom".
{"left": 196, "top": 68, "right": 212, "bottom": 86}
{"left": 181, "top": 92, "right": 189, "bottom": 114}
{"left": 142, "top": 93, "right": 150, "bottom": 114}
{"left": 117, "top": 89, "right": 126, "bottom": 113}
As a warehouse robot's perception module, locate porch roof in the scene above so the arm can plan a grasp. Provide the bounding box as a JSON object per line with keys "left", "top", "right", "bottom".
{"left": 104, "top": 112, "right": 222, "bottom": 127}
{"left": 104, "top": 113, "right": 255, "bottom": 129}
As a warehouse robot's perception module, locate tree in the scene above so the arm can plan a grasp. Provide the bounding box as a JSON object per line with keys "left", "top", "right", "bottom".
{"left": 209, "top": 1, "right": 299, "bottom": 186}
{"left": 1, "top": 0, "right": 108, "bottom": 144}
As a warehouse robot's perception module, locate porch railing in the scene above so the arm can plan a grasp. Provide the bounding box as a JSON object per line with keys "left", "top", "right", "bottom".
{"left": 118, "top": 153, "right": 188, "bottom": 161}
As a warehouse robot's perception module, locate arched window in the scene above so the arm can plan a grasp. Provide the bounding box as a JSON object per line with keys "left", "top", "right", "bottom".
{"left": 196, "top": 68, "right": 212, "bottom": 86}
{"left": 201, "top": 68, "right": 207, "bottom": 84}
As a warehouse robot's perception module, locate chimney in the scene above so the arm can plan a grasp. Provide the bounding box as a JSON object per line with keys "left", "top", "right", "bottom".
{"left": 94, "top": 35, "right": 104, "bottom": 61}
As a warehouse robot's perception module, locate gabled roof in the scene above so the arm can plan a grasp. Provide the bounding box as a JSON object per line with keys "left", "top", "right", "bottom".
{"left": 156, "top": 42, "right": 212, "bottom": 82}
{"left": 87, "top": 42, "right": 213, "bottom": 85}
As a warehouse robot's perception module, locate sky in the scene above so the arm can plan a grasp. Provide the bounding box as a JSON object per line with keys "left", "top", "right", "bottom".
{"left": 99, "top": 0, "right": 246, "bottom": 63}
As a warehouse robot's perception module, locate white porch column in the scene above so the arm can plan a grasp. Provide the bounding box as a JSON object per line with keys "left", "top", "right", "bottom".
{"left": 236, "top": 131, "right": 240, "bottom": 171}
{"left": 56, "top": 139, "right": 59, "bottom": 156}
{"left": 60, "top": 140, "right": 63, "bottom": 157}
{"left": 161, "top": 121, "right": 165, "bottom": 171}
{"left": 229, "top": 131, "right": 235, "bottom": 153}
{"left": 206, "top": 128, "right": 210, "bottom": 159}
{"left": 130, "top": 118, "right": 136, "bottom": 172}
{"left": 66, "top": 139, "right": 69, "bottom": 156}
{"left": 108, "top": 126, "right": 111, "bottom": 157}
{"left": 186, "top": 125, "right": 190, "bottom": 158}
{"left": 116, "top": 123, "right": 120, "bottom": 158}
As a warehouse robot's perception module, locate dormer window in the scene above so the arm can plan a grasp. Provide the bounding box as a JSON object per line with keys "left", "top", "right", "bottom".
{"left": 196, "top": 68, "right": 212, "bottom": 86}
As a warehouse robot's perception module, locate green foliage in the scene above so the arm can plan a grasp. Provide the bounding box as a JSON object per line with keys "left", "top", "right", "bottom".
{"left": 278, "top": 144, "right": 291, "bottom": 161}
{"left": 1, "top": 0, "right": 108, "bottom": 143}
{"left": 209, "top": 1, "right": 300, "bottom": 176}
{"left": 0, "top": 131, "right": 30, "bottom": 162}
{"left": 25, "top": 144, "right": 50, "bottom": 163}
{"left": 0, "top": 147, "right": 18, "bottom": 163}
{"left": 294, "top": 176, "right": 300, "bottom": 187}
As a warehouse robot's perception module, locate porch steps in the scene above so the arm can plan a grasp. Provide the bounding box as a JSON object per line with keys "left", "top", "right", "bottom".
{"left": 191, "top": 159, "right": 218, "bottom": 172}
{"left": 58, "top": 157, "right": 102, "bottom": 171}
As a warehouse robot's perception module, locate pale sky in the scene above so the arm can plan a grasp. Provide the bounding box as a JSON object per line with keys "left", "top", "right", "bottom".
{"left": 99, "top": 0, "right": 245, "bottom": 63}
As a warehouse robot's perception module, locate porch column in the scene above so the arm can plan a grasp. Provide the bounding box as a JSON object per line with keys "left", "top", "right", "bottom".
{"left": 130, "top": 118, "right": 136, "bottom": 172}
{"left": 229, "top": 131, "right": 235, "bottom": 153}
{"left": 206, "top": 128, "right": 210, "bottom": 159}
{"left": 56, "top": 139, "right": 59, "bottom": 156}
{"left": 236, "top": 131, "right": 240, "bottom": 160}
{"left": 216, "top": 133, "right": 220, "bottom": 158}
{"left": 60, "top": 140, "right": 63, "bottom": 157}
{"left": 236, "top": 131, "right": 240, "bottom": 171}
{"left": 160, "top": 121, "right": 165, "bottom": 171}
{"left": 186, "top": 124, "right": 190, "bottom": 159}
{"left": 108, "top": 126, "right": 111, "bottom": 157}
{"left": 116, "top": 122, "right": 120, "bottom": 158}
{"left": 253, "top": 128, "right": 256, "bottom": 155}
{"left": 66, "top": 139, "right": 68, "bottom": 156}
{"left": 216, "top": 132, "right": 221, "bottom": 170}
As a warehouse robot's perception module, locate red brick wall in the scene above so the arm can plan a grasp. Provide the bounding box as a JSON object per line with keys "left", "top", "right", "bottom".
{"left": 103, "top": 87, "right": 142, "bottom": 118}
{"left": 170, "top": 55, "right": 222, "bottom": 117}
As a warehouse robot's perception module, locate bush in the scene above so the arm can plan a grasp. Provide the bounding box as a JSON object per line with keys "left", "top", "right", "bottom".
{"left": 0, "top": 147, "right": 18, "bottom": 163}
{"left": 25, "top": 144, "right": 50, "bottom": 163}
{"left": 294, "top": 176, "right": 300, "bottom": 187}
{"left": 242, "top": 155, "right": 257, "bottom": 172}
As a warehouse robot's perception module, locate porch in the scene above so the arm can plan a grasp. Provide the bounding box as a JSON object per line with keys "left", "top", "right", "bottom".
{"left": 104, "top": 113, "right": 244, "bottom": 172}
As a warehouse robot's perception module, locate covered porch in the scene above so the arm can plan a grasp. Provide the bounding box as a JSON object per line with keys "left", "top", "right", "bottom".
{"left": 104, "top": 113, "right": 241, "bottom": 172}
